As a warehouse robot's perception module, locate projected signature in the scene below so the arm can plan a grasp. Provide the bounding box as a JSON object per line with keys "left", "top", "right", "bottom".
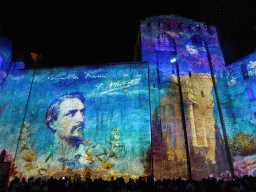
{"left": 95, "top": 78, "right": 140, "bottom": 92}
{"left": 48, "top": 74, "right": 107, "bottom": 81}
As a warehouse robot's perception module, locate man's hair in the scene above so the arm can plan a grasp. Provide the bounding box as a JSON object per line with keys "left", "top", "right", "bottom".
{"left": 44, "top": 92, "right": 85, "bottom": 133}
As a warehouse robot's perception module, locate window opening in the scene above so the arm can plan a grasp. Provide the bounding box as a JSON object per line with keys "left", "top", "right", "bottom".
{"left": 247, "top": 89, "right": 256, "bottom": 101}
{"left": 241, "top": 64, "right": 249, "bottom": 80}
{"left": 201, "top": 90, "right": 204, "bottom": 97}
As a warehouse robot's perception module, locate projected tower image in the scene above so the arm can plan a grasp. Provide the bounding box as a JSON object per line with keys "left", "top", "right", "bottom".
{"left": 160, "top": 73, "right": 216, "bottom": 163}
{"left": 141, "top": 15, "right": 230, "bottom": 180}
{"left": 140, "top": 15, "right": 256, "bottom": 180}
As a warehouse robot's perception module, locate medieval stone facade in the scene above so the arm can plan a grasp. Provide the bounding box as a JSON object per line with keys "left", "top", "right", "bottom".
{"left": 160, "top": 73, "right": 215, "bottom": 163}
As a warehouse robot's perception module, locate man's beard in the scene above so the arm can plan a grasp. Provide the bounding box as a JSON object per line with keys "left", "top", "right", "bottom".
{"left": 66, "top": 123, "right": 85, "bottom": 149}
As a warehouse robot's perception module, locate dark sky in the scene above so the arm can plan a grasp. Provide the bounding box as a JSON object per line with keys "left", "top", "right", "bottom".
{"left": 0, "top": 1, "right": 255, "bottom": 68}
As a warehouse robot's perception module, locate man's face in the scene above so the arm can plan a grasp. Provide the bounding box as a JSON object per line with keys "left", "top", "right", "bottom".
{"left": 51, "top": 98, "right": 85, "bottom": 139}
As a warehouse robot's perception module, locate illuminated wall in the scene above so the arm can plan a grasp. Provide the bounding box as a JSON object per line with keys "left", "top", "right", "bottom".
{"left": 140, "top": 15, "right": 256, "bottom": 180}
{"left": 0, "top": 36, "right": 12, "bottom": 72}
{"left": 0, "top": 63, "right": 152, "bottom": 181}
{"left": 1, "top": 15, "right": 256, "bottom": 182}
{"left": 221, "top": 51, "right": 256, "bottom": 177}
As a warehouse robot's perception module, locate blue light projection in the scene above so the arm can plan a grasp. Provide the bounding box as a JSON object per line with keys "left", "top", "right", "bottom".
{"left": 0, "top": 63, "right": 151, "bottom": 180}
{"left": 0, "top": 15, "right": 256, "bottom": 182}
{"left": 141, "top": 15, "right": 256, "bottom": 180}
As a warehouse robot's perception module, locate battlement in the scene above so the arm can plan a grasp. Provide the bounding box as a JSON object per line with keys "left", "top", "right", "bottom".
{"left": 170, "top": 73, "right": 213, "bottom": 85}
{"left": 190, "top": 73, "right": 213, "bottom": 81}
{"left": 141, "top": 15, "right": 217, "bottom": 35}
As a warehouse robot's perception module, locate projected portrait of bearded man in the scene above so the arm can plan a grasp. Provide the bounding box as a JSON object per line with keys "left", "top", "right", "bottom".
{"left": 44, "top": 92, "right": 88, "bottom": 168}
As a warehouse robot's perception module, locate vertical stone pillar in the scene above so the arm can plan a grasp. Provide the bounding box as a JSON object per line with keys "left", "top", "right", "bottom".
{"left": 202, "top": 117, "right": 208, "bottom": 147}
{"left": 165, "top": 104, "right": 175, "bottom": 160}
{"left": 188, "top": 103, "right": 197, "bottom": 147}
{"left": 174, "top": 103, "right": 185, "bottom": 161}
{"left": 193, "top": 104, "right": 206, "bottom": 147}
{"left": 160, "top": 106, "right": 166, "bottom": 142}
{"left": 165, "top": 105, "right": 172, "bottom": 146}
{"left": 204, "top": 107, "right": 216, "bottom": 163}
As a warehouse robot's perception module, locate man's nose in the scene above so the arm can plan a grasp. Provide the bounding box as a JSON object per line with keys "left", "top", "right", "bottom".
{"left": 76, "top": 111, "right": 84, "bottom": 122}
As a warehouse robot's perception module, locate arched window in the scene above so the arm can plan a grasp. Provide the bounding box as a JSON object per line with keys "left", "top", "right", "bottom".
{"left": 192, "top": 35, "right": 203, "bottom": 47}
{"left": 189, "top": 35, "right": 210, "bottom": 73}
{"left": 155, "top": 33, "right": 177, "bottom": 83}
{"left": 241, "top": 64, "right": 249, "bottom": 80}
{"left": 155, "top": 33, "right": 175, "bottom": 52}
{"left": 191, "top": 35, "right": 206, "bottom": 51}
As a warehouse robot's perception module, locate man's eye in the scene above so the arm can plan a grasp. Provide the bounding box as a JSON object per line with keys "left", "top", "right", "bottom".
{"left": 66, "top": 110, "right": 77, "bottom": 117}
{"left": 81, "top": 109, "right": 85, "bottom": 115}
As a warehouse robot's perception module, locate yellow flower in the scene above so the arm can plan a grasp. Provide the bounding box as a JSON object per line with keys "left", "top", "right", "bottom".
{"left": 102, "top": 160, "right": 107, "bottom": 165}
{"left": 87, "top": 152, "right": 92, "bottom": 156}
{"left": 31, "top": 152, "right": 35, "bottom": 156}
{"left": 24, "top": 155, "right": 34, "bottom": 162}
{"left": 26, "top": 164, "right": 35, "bottom": 171}
{"left": 86, "top": 152, "right": 93, "bottom": 160}
{"left": 103, "top": 162, "right": 113, "bottom": 169}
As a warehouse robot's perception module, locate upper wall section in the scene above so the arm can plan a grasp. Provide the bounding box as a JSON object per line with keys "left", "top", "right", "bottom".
{"left": 0, "top": 36, "right": 25, "bottom": 85}
{"left": 0, "top": 36, "right": 12, "bottom": 71}
{"left": 140, "top": 14, "right": 226, "bottom": 78}
{"left": 225, "top": 49, "right": 256, "bottom": 86}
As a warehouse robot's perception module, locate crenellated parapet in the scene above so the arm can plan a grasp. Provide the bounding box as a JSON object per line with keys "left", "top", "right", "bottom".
{"left": 141, "top": 15, "right": 217, "bottom": 35}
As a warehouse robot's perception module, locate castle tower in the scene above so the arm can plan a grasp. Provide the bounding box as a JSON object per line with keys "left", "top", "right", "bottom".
{"left": 141, "top": 15, "right": 227, "bottom": 179}
{"left": 160, "top": 73, "right": 216, "bottom": 163}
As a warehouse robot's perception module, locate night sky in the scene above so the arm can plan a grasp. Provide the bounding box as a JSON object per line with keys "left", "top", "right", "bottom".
{"left": 0, "top": 1, "right": 255, "bottom": 68}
